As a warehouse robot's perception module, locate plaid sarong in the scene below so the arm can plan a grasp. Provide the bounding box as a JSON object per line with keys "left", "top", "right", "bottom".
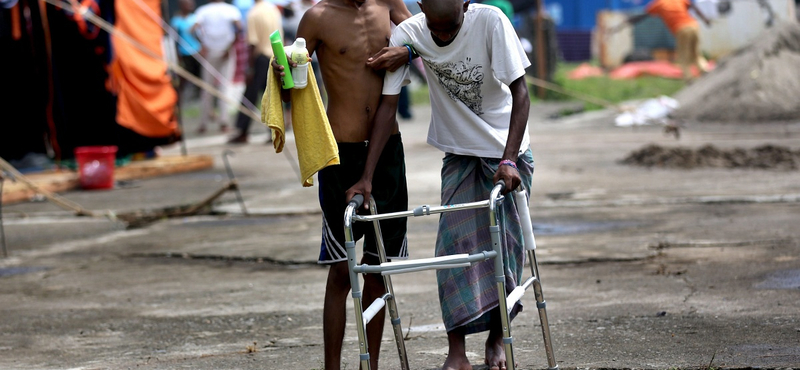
{"left": 436, "top": 150, "right": 534, "bottom": 334}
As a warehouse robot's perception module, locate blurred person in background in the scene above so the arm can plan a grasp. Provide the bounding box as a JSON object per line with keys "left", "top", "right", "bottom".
{"left": 609, "top": 0, "right": 711, "bottom": 81}
{"left": 192, "top": 0, "right": 243, "bottom": 133}
{"left": 232, "top": 0, "right": 254, "bottom": 98}
{"left": 171, "top": 0, "right": 202, "bottom": 99}
{"left": 282, "top": 0, "right": 317, "bottom": 41}
{"left": 228, "top": 0, "right": 283, "bottom": 144}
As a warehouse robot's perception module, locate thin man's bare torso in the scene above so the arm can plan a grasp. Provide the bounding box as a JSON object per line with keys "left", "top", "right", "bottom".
{"left": 299, "top": 0, "right": 405, "bottom": 143}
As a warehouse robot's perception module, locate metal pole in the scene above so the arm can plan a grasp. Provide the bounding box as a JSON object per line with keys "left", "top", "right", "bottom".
{"left": 175, "top": 92, "right": 189, "bottom": 157}
{"left": 0, "top": 173, "right": 7, "bottom": 258}
{"left": 344, "top": 195, "right": 372, "bottom": 370}
{"left": 489, "top": 182, "right": 517, "bottom": 370}
{"left": 531, "top": 250, "right": 558, "bottom": 369}
{"left": 519, "top": 188, "right": 558, "bottom": 370}
{"left": 368, "top": 198, "right": 410, "bottom": 370}
{"left": 222, "top": 150, "right": 248, "bottom": 216}
{"left": 535, "top": 0, "right": 548, "bottom": 99}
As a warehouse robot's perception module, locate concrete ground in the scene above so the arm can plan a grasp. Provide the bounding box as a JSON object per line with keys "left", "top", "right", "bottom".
{"left": 1, "top": 101, "right": 799, "bottom": 370}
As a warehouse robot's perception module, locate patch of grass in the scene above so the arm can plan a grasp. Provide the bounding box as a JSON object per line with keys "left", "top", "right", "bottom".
{"left": 535, "top": 62, "right": 685, "bottom": 110}
{"left": 410, "top": 84, "right": 430, "bottom": 105}
{"left": 181, "top": 105, "right": 201, "bottom": 119}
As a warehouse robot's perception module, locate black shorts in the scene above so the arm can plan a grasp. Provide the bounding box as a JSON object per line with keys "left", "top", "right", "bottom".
{"left": 317, "top": 134, "right": 408, "bottom": 264}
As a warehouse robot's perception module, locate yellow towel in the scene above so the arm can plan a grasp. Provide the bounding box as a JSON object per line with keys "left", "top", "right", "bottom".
{"left": 262, "top": 63, "right": 339, "bottom": 187}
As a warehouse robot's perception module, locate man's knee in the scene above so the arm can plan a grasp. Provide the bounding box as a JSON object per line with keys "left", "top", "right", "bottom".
{"left": 326, "top": 262, "right": 352, "bottom": 290}
{"left": 361, "top": 253, "right": 380, "bottom": 265}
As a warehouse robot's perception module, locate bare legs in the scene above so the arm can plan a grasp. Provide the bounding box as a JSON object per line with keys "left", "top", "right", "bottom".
{"left": 322, "top": 261, "right": 349, "bottom": 370}
{"left": 442, "top": 327, "right": 472, "bottom": 370}
{"left": 323, "top": 258, "right": 511, "bottom": 370}
{"left": 199, "top": 51, "right": 233, "bottom": 133}
{"left": 323, "top": 256, "right": 386, "bottom": 370}
{"left": 443, "top": 309, "right": 508, "bottom": 370}
{"left": 484, "top": 309, "right": 507, "bottom": 370}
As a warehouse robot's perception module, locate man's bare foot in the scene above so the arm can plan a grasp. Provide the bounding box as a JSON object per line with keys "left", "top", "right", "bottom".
{"left": 484, "top": 332, "right": 506, "bottom": 370}
{"left": 442, "top": 352, "right": 472, "bottom": 370}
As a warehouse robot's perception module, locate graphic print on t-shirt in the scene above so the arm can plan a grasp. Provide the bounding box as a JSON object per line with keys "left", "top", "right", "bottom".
{"left": 426, "top": 58, "right": 484, "bottom": 115}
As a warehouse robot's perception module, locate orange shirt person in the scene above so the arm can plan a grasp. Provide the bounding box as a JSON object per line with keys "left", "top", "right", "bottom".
{"left": 646, "top": 0, "right": 699, "bottom": 34}
{"left": 610, "top": 0, "right": 711, "bottom": 81}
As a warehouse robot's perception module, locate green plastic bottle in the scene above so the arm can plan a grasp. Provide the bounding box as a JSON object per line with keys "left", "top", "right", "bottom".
{"left": 270, "top": 30, "right": 294, "bottom": 89}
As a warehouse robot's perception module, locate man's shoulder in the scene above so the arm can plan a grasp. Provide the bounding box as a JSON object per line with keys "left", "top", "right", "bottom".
{"left": 468, "top": 4, "right": 506, "bottom": 21}
{"left": 196, "top": 3, "right": 227, "bottom": 14}
{"left": 303, "top": 1, "right": 328, "bottom": 18}
{"left": 223, "top": 2, "right": 242, "bottom": 14}
{"left": 194, "top": 4, "right": 209, "bottom": 15}
{"left": 296, "top": 1, "right": 330, "bottom": 29}
{"left": 208, "top": 2, "right": 241, "bottom": 14}
{"left": 395, "top": 12, "right": 425, "bottom": 31}
{"left": 375, "top": 0, "right": 406, "bottom": 10}
{"left": 469, "top": 4, "right": 501, "bottom": 13}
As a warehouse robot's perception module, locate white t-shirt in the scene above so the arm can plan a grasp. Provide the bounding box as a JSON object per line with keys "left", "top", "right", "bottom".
{"left": 383, "top": 4, "right": 531, "bottom": 159}
{"left": 194, "top": 2, "right": 242, "bottom": 55}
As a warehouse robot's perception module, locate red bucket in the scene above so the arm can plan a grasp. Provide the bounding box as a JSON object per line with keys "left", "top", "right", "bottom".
{"left": 75, "top": 146, "right": 117, "bottom": 190}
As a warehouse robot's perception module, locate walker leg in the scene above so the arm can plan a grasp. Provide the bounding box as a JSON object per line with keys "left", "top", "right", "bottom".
{"left": 384, "top": 275, "right": 409, "bottom": 369}
{"left": 497, "top": 278, "right": 516, "bottom": 370}
{"left": 345, "top": 198, "right": 372, "bottom": 370}
{"left": 489, "top": 200, "right": 516, "bottom": 370}
{"left": 529, "top": 250, "right": 558, "bottom": 370}
{"left": 518, "top": 189, "right": 558, "bottom": 369}
{"left": 346, "top": 239, "right": 371, "bottom": 370}
{"left": 369, "top": 199, "right": 410, "bottom": 370}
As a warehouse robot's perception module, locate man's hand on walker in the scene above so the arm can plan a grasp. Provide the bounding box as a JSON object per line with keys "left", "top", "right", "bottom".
{"left": 346, "top": 178, "right": 373, "bottom": 210}
{"left": 494, "top": 162, "right": 521, "bottom": 195}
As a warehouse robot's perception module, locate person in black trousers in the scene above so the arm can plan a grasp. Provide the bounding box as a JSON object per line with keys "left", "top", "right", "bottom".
{"left": 228, "top": 0, "right": 282, "bottom": 144}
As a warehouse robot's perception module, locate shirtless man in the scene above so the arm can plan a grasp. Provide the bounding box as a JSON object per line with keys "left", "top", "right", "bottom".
{"left": 271, "top": 1, "right": 412, "bottom": 368}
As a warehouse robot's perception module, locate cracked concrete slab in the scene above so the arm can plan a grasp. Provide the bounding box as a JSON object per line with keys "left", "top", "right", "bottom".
{"left": 1, "top": 105, "right": 799, "bottom": 369}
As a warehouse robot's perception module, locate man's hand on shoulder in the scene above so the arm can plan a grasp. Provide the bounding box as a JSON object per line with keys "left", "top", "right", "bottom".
{"left": 367, "top": 46, "right": 410, "bottom": 72}
{"left": 346, "top": 178, "right": 373, "bottom": 210}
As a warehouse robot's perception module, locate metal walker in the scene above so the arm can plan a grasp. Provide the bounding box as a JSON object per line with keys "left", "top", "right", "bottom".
{"left": 344, "top": 181, "right": 558, "bottom": 370}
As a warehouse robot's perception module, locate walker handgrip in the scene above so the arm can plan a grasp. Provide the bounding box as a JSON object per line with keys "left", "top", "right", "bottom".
{"left": 490, "top": 180, "right": 506, "bottom": 209}
{"left": 349, "top": 194, "right": 365, "bottom": 209}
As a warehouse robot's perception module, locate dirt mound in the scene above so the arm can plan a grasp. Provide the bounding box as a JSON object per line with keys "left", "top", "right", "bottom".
{"left": 673, "top": 22, "right": 800, "bottom": 122}
{"left": 620, "top": 144, "right": 800, "bottom": 170}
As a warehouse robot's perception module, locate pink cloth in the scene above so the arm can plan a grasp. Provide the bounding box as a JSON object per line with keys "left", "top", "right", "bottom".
{"left": 233, "top": 34, "right": 249, "bottom": 83}
{"left": 567, "top": 63, "right": 605, "bottom": 79}
{"left": 609, "top": 60, "right": 715, "bottom": 79}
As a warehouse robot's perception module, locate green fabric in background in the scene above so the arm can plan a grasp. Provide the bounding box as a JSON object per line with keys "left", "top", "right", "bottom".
{"left": 482, "top": 0, "right": 514, "bottom": 21}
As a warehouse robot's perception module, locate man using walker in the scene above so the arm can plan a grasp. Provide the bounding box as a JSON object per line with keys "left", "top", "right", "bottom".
{"left": 346, "top": 1, "right": 533, "bottom": 369}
